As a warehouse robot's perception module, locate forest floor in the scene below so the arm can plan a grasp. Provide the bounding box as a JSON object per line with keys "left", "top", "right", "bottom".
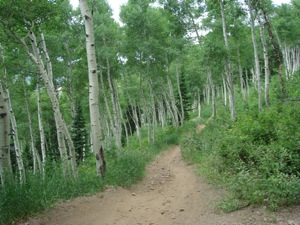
{"left": 20, "top": 126, "right": 299, "bottom": 225}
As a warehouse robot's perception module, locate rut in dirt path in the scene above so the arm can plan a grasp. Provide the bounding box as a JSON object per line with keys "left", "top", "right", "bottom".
{"left": 24, "top": 145, "right": 300, "bottom": 225}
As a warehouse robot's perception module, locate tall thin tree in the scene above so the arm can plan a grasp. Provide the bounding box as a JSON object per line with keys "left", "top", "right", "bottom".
{"left": 79, "top": 0, "right": 106, "bottom": 177}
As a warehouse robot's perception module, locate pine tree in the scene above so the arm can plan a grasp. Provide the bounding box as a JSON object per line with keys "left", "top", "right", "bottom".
{"left": 71, "top": 101, "right": 88, "bottom": 164}
{"left": 176, "top": 71, "right": 192, "bottom": 121}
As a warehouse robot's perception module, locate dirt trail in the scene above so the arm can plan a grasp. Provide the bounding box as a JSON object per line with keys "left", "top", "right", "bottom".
{"left": 23, "top": 145, "right": 299, "bottom": 225}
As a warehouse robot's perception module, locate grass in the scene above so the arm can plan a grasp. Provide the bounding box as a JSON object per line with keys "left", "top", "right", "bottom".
{"left": 0, "top": 122, "right": 193, "bottom": 225}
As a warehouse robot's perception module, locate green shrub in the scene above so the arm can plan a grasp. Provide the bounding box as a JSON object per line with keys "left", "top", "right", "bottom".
{"left": 181, "top": 75, "right": 300, "bottom": 211}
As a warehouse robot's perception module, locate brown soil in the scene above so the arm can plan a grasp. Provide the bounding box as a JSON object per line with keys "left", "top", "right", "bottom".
{"left": 21, "top": 135, "right": 299, "bottom": 225}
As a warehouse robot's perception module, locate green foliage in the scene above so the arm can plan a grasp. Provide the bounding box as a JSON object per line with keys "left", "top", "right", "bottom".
{"left": 71, "top": 101, "right": 89, "bottom": 164}
{"left": 0, "top": 164, "right": 104, "bottom": 225}
{"left": 105, "top": 151, "right": 147, "bottom": 187}
{"left": 175, "top": 71, "right": 192, "bottom": 121}
{"left": 181, "top": 76, "right": 300, "bottom": 211}
{"left": 0, "top": 121, "right": 186, "bottom": 225}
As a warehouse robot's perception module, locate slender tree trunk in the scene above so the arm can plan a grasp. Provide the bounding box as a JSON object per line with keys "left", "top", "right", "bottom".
{"left": 39, "top": 30, "right": 78, "bottom": 177}
{"left": 166, "top": 58, "right": 180, "bottom": 127}
{"left": 220, "top": 0, "right": 236, "bottom": 120}
{"left": 132, "top": 101, "right": 142, "bottom": 145}
{"left": 259, "top": 3, "right": 285, "bottom": 91}
{"left": 248, "top": 0, "right": 262, "bottom": 112}
{"left": 175, "top": 63, "right": 184, "bottom": 125}
{"left": 283, "top": 45, "right": 300, "bottom": 79}
{"left": 258, "top": 15, "right": 270, "bottom": 107}
{"left": 23, "top": 81, "right": 40, "bottom": 173}
{"left": 238, "top": 50, "right": 246, "bottom": 101}
{"left": 79, "top": 0, "right": 106, "bottom": 177}
{"left": 207, "top": 69, "right": 216, "bottom": 118}
{"left": 37, "top": 82, "right": 46, "bottom": 174}
{"left": 159, "top": 78, "right": 176, "bottom": 127}
{"left": 124, "top": 76, "right": 142, "bottom": 145}
{"left": 222, "top": 74, "right": 227, "bottom": 106}
{"left": 6, "top": 88, "right": 25, "bottom": 182}
{"left": 148, "top": 79, "right": 156, "bottom": 143}
{"left": 104, "top": 39, "right": 122, "bottom": 149}
{"left": 245, "top": 69, "right": 250, "bottom": 99}
{"left": 56, "top": 119, "right": 71, "bottom": 177}
{"left": 0, "top": 81, "right": 11, "bottom": 186}
{"left": 139, "top": 74, "right": 151, "bottom": 144}
{"left": 158, "top": 100, "right": 166, "bottom": 128}
{"left": 99, "top": 65, "right": 114, "bottom": 147}
{"left": 1, "top": 50, "right": 25, "bottom": 181}
{"left": 19, "top": 29, "right": 76, "bottom": 177}
{"left": 197, "top": 89, "right": 201, "bottom": 118}
{"left": 64, "top": 44, "right": 76, "bottom": 118}
{"left": 205, "top": 82, "right": 210, "bottom": 105}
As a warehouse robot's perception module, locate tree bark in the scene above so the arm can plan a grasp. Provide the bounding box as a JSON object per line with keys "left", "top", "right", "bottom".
{"left": 99, "top": 65, "right": 114, "bottom": 148}
{"left": 6, "top": 87, "right": 25, "bottom": 182}
{"left": 79, "top": 0, "right": 106, "bottom": 177}
{"left": 37, "top": 82, "right": 46, "bottom": 174}
{"left": 148, "top": 78, "right": 156, "bottom": 143}
{"left": 259, "top": 3, "right": 285, "bottom": 92}
{"left": 258, "top": 14, "right": 270, "bottom": 107}
{"left": 197, "top": 89, "right": 201, "bottom": 118}
{"left": 0, "top": 81, "right": 11, "bottom": 186}
{"left": 248, "top": 0, "right": 262, "bottom": 112}
{"left": 159, "top": 77, "right": 176, "bottom": 127}
{"left": 103, "top": 37, "right": 122, "bottom": 150}
{"left": 238, "top": 50, "right": 246, "bottom": 101}
{"left": 23, "top": 80, "right": 40, "bottom": 173}
{"left": 219, "top": 0, "right": 236, "bottom": 120}
{"left": 175, "top": 63, "right": 184, "bottom": 125}
{"left": 166, "top": 58, "right": 179, "bottom": 127}
{"left": 207, "top": 69, "right": 216, "bottom": 118}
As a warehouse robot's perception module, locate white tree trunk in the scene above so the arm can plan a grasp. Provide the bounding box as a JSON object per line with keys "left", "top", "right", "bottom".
{"left": 28, "top": 30, "right": 77, "bottom": 177}
{"left": 159, "top": 78, "right": 177, "bottom": 127}
{"left": 220, "top": 0, "right": 236, "bottom": 120}
{"left": 132, "top": 101, "right": 142, "bottom": 146}
{"left": 222, "top": 75, "right": 227, "bottom": 106}
{"left": 0, "top": 81, "right": 11, "bottom": 186}
{"left": 258, "top": 15, "right": 270, "bottom": 107}
{"left": 238, "top": 50, "right": 246, "bottom": 101}
{"left": 166, "top": 61, "right": 179, "bottom": 127}
{"left": 39, "top": 30, "right": 78, "bottom": 177}
{"left": 148, "top": 79, "right": 156, "bottom": 143}
{"left": 283, "top": 45, "right": 300, "bottom": 79}
{"left": 80, "top": 0, "right": 106, "bottom": 177}
{"left": 105, "top": 49, "right": 122, "bottom": 150}
{"left": 175, "top": 64, "right": 184, "bottom": 125}
{"left": 197, "top": 90, "right": 201, "bottom": 118}
{"left": 99, "top": 66, "right": 114, "bottom": 147}
{"left": 37, "top": 82, "right": 46, "bottom": 174}
{"left": 6, "top": 88, "right": 25, "bottom": 182}
{"left": 248, "top": 0, "right": 262, "bottom": 111}
{"left": 207, "top": 69, "right": 216, "bottom": 118}
{"left": 23, "top": 81, "right": 40, "bottom": 173}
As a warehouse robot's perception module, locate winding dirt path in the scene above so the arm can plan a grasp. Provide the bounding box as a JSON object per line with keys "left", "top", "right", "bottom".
{"left": 23, "top": 145, "right": 299, "bottom": 225}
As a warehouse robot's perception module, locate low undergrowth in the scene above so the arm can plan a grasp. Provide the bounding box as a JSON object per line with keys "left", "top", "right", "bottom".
{"left": 0, "top": 122, "right": 195, "bottom": 225}
{"left": 181, "top": 75, "right": 300, "bottom": 212}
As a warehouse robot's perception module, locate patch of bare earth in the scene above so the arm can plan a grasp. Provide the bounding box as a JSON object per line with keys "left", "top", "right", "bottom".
{"left": 21, "top": 138, "right": 299, "bottom": 224}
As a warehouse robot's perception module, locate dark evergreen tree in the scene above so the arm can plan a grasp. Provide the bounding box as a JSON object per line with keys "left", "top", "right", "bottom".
{"left": 176, "top": 71, "right": 192, "bottom": 121}
{"left": 71, "top": 101, "right": 88, "bottom": 164}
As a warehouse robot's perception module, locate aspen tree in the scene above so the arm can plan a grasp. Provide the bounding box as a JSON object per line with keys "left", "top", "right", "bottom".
{"left": 219, "top": 0, "right": 236, "bottom": 120}
{"left": 79, "top": 0, "right": 106, "bottom": 177}
{"left": 0, "top": 81, "right": 11, "bottom": 185}
{"left": 247, "top": 0, "right": 262, "bottom": 111}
